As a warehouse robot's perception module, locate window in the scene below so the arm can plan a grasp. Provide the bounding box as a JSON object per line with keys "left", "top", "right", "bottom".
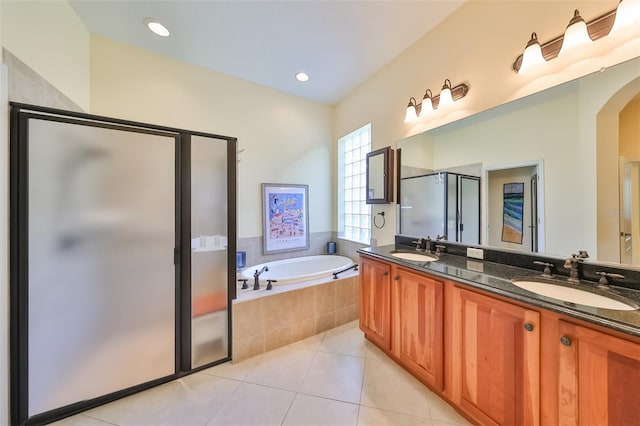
{"left": 338, "top": 123, "right": 371, "bottom": 244}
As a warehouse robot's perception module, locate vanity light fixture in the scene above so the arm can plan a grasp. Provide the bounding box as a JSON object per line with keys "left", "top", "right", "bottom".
{"left": 404, "top": 81, "right": 469, "bottom": 122}
{"left": 144, "top": 18, "right": 170, "bottom": 37}
{"left": 513, "top": 0, "right": 640, "bottom": 73}
{"left": 558, "top": 9, "right": 592, "bottom": 57}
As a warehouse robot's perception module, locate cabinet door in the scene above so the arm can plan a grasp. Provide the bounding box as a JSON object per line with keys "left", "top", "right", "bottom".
{"left": 359, "top": 257, "right": 391, "bottom": 350}
{"left": 395, "top": 269, "right": 444, "bottom": 391}
{"left": 454, "top": 287, "right": 540, "bottom": 426}
{"left": 557, "top": 321, "right": 640, "bottom": 426}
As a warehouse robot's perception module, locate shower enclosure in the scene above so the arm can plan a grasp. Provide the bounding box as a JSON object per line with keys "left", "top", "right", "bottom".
{"left": 10, "top": 104, "right": 236, "bottom": 425}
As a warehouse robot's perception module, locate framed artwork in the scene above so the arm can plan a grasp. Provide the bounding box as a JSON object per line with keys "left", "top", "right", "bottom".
{"left": 502, "top": 182, "right": 525, "bottom": 244}
{"left": 262, "top": 183, "right": 310, "bottom": 254}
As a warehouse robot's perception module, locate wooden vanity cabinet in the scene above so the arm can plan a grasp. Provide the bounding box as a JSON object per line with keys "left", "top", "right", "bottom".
{"left": 555, "top": 320, "right": 640, "bottom": 426}
{"left": 359, "top": 254, "right": 640, "bottom": 426}
{"left": 450, "top": 285, "right": 540, "bottom": 426}
{"left": 359, "top": 256, "right": 392, "bottom": 350}
{"left": 392, "top": 268, "right": 444, "bottom": 391}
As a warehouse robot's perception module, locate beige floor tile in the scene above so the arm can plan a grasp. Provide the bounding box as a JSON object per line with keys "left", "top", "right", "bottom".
{"left": 360, "top": 358, "right": 432, "bottom": 419}
{"left": 426, "top": 393, "right": 472, "bottom": 425}
{"left": 243, "top": 345, "right": 316, "bottom": 391}
{"left": 289, "top": 331, "right": 326, "bottom": 350}
{"left": 84, "top": 374, "right": 239, "bottom": 426}
{"left": 202, "top": 355, "right": 263, "bottom": 380}
{"left": 318, "top": 321, "right": 368, "bottom": 357}
{"left": 357, "top": 406, "right": 433, "bottom": 426}
{"left": 298, "top": 351, "right": 365, "bottom": 404}
{"left": 363, "top": 340, "right": 391, "bottom": 362}
{"left": 81, "top": 380, "right": 177, "bottom": 425}
{"left": 206, "top": 382, "right": 295, "bottom": 426}
{"left": 432, "top": 421, "right": 474, "bottom": 426}
{"left": 137, "top": 374, "right": 239, "bottom": 425}
{"left": 283, "top": 394, "right": 359, "bottom": 426}
{"left": 49, "top": 414, "right": 115, "bottom": 426}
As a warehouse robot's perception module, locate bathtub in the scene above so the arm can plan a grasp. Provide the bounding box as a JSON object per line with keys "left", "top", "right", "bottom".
{"left": 239, "top": 255, "right": 355, "bottom": 285}
{"left": 233, "top": 254, "right": 360, "bottom": 361}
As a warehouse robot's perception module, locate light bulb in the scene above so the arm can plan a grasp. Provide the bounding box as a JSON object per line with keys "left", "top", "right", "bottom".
{"left": 610, "top": 0, "right": 640, "bottom": 35}
{"left": 438, "top": 80, "right": 454, "bottom": 108}
{"left": 144, "top": 18, "right": 170, "bottom": 37}
{"left": 420, "top": 90, "right": 434, "bottom": 115}
{"left": 558, "top": 10, "right": 592, "bottom": 57}
{"left": 519, "top": 33, "right": 546, "bottom": 74}
{"left": 404, "top": 98, "right": 418, "bottom": 122}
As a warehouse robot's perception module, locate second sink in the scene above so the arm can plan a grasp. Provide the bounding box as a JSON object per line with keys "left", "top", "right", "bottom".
{"left": 511, "top": 277, "right": 638, "bottom": 311}
{"left": 390, "top": 251, "right": 438, "bottom": 262}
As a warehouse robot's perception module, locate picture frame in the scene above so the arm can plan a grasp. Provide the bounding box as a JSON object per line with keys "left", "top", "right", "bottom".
{"left": 262, "top": 183, "right": 310, "bottom": 254}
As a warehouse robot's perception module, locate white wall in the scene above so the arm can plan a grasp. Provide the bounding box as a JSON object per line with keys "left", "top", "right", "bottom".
{"left": 1, "top": 0, "right": 90, "bottom": 111}
{"left": 334, "top": 0, "right": 640, "bottom": 247}
{"left": 89, "top": 35, "right": 334, "bottom": 238}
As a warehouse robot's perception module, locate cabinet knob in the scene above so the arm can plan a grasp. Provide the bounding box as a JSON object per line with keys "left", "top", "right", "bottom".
{"left": 394, "top": 276, "right": 399, "bottom": 281}
{"left": 523, "top": 323, "right": 534, "bottom": 332}
{"left": 560, "top": 336, "right": 572, "bottom": 347}
{"left": 383, "top": 271, "right": 388, "bottom": 276}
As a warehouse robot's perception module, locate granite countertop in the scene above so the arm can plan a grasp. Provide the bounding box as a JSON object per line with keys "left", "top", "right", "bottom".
{"left": 359, "top": 244, "right": 640, "bottom": 339}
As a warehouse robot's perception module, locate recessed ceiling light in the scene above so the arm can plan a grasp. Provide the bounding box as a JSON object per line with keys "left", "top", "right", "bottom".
{"left": 295, "top": 72, "right": 310, "bottom": 82}
{"left": 144, "top": 18, "right": 170, "bottom": 37}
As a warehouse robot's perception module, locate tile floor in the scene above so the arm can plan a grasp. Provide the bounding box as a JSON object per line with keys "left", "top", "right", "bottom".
{"left": 52, "top": 321, "right": 471, "bottom": 426}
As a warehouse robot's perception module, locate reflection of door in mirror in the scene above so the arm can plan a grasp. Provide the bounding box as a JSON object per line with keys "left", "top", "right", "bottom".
{"left": 487, "top": 165, "right": 542, "bottom": 253}
{"left": 619, "top": 160, "right": 633, "bottom": 264}
{"left": 615, "top": 93, "right": 640, "bottom": 265}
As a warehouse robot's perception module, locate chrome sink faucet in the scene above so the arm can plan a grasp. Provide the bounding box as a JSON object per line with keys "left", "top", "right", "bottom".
{"left": 253, "top": 265, "right": 269, "bottom": 290}
{"left": 563, "top": 250, "right": 589, "bottom": 284}
{"left": 411, "top": 238, "right": 425, "bottom": 251}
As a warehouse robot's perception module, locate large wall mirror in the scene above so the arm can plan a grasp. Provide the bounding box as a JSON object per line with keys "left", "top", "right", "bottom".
{"left": 397, "top": 55, "right": 640, "bottom": 268}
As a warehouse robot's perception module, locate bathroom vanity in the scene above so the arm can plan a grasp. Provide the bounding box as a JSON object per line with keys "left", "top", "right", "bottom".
{"left": 358, "top": 245, "right": 640, "bottom": 426}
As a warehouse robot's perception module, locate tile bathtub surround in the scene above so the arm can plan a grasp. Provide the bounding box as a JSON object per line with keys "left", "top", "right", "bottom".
{"left": 237, "top": 231, "right": 338, "bottom": 268}
{"left": 237, "top": 232, "right": 370, "bottom": 270}
{"left": 53, "top": 321, "right": 471, "bottom": 426}
{"left": 232, "top": 275, "right": 359, "bottom": 362}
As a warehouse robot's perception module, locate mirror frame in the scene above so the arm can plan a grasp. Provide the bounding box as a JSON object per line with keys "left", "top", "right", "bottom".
{"left": 366, "top": 146, "right": 394, "bottom": 204}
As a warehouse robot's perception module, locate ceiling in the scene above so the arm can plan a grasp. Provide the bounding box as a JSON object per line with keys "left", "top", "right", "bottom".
{"left": 69, "top": 0, "right": 466, "bottom": 105}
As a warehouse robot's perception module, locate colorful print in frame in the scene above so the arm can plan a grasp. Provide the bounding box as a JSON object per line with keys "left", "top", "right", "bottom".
{"left": 262, "top": 183, "right": 310, "bottom": 254}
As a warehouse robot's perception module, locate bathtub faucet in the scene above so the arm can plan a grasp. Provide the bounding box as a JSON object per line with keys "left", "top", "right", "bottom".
{"left": 253, "top": 266, "right": 269, "bottom": 290}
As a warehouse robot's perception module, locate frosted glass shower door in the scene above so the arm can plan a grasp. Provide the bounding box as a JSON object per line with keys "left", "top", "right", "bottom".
{"left": 190, "top": 135, "right": 229, "bottom": 367}
{"left": 400, "top": 175, "right": 445, "bottom": 238}
{"left": 26, "top": 118, "right": 177, "bottom": 416}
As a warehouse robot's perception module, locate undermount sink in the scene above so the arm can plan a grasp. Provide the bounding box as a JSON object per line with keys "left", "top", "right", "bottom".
{"left": 511, "top": 277, "right": 639, "bottom": 311}
{"left": 390, "top": 251, "right": 438, "bottom": 262}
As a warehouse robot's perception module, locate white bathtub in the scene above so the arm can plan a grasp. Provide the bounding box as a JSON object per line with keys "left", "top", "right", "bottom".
{"left": 239, "top": 255, "right": 355, "bottom": 286}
